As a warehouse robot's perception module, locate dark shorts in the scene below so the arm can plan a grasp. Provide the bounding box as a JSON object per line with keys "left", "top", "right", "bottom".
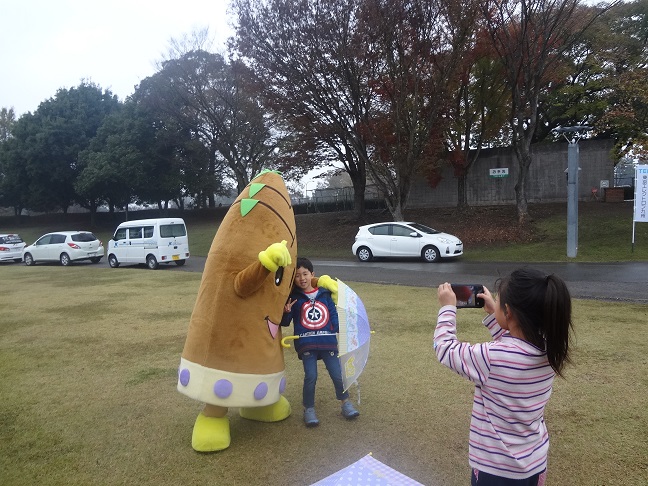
{"left": 471, "top": 468, "right": 547, "bottom": 486}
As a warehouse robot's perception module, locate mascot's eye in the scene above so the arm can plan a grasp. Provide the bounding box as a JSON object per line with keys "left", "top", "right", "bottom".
{"left": 275, "top": 267, "right": 284, "bottom": 286}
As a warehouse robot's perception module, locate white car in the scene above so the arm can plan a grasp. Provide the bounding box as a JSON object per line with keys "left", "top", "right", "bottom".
{"left": 0, "top": 234, "right": 26, "bottom": 263}
{"left": 23, "top": 231, "right": 104, "bottom": 266}
{"left": 352, "top": 222, "right": 463, "bottom": 263}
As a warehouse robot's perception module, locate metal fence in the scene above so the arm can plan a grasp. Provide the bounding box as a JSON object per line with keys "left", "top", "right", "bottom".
{"left": 292, "top": 185, "right": 383, "bottom": 213}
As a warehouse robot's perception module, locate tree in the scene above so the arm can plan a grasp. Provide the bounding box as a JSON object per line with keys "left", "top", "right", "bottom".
{"left": 534, "top": 23, "right": 611, "bottom": 141}
{"left": 136, "top": 49, "right": 279, "bottom": 204}
{"left": 480, "top": 0, "right": 606, "bottom": 223}
{"left": 0, "top": 106, "right": 24, "bottom": 218}
{"left": 320, "top": 171, "right": 352, "bottom": 189}
{"left": 442, "top": 11, "right": 511, "bottom": 209}
{"left": 234, "top": 0, "right": 375, "bottom": 218}
{"left": 0, "top": 107, "right": 16, "bottom": 142}
{"left": 357, "top": 0, "right": 476, "bottom": 220}
{"left": 0, "top": 112, "right": 30, "bottom": 218}
{"left": 594, "top": 0, "right": 648, "bottom": 160}
{"left": 24, "top": 81, "right": 119, "bottom": 213}
{"left": 211, "top": 58, "right": 285, "bottom": 192}
{"left": 76, "top": 104, "right": 129, "bottom": 218}
{"left": 601, "top": 68, "right": 648, "bottom": 160}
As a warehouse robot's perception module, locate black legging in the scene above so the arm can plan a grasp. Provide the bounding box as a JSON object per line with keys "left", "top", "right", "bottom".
{"left": 471, "top": 468, "right": 546, "bottom": 486}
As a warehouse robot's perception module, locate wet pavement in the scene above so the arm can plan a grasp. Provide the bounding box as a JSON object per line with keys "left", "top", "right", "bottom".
{"left": 312, "top": 260, "right": 648, "bottom": 304}
{"left": 174, "top": 257, "right": 648, "bottom": 304}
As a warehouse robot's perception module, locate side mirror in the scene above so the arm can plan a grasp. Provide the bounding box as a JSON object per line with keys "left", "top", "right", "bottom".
{"left": 410, "top": 232, "right": 419, "bottom": 238}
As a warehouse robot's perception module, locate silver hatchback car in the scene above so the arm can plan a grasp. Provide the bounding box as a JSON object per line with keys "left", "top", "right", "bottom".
{"left": 352, "top": 222, "right": 463, "bottom": 263}
{"left": 0, "top": 234, "right": 26, "bottom": 263}
{"left": 23, "top": 231, "right": 104, "bottom": 266}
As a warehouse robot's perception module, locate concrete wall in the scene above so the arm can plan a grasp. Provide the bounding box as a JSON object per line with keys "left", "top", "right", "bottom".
{"left": 407, "top": 138, "right": 614, "bottom": 207}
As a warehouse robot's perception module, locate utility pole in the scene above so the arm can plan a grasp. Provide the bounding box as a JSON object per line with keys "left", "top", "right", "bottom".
{"left": 554, "top": 126, "right": 592, "bottom": 258}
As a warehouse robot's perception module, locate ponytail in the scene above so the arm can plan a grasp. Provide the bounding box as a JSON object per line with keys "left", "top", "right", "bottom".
{"left": 543, "top": 274, "right": 573, "bottom": 376}
{"left": 497, "top": 268, "right": 573, "bottom": 376}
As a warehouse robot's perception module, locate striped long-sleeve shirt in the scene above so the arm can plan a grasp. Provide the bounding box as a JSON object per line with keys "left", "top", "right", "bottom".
{"left": 434, "top": 305, "right": 554, "bottom": 480}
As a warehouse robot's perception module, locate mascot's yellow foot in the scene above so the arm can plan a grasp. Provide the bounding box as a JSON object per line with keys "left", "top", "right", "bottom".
{"left": 239, "top": 395, "right": 291, "bottom": 422}
{"left": 191, "top": 413, "right": 231, "bottom": 452}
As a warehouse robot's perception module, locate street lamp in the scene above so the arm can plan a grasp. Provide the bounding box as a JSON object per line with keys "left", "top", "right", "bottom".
{"left": 553, "top": 126, "right": 592, "bottom": 258}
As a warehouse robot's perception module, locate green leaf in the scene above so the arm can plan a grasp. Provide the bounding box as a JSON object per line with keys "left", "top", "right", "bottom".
{"left": 240, "top": 198, "right": 259, "bottom": 217}
{"left": 249, "top": 183, "right": 265, "bottom": 197}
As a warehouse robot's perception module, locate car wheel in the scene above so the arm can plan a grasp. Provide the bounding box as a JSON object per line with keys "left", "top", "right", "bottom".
{"left": 146, "top": 255, "right": 159, "bottom": 270}
{"left": 90, "top": 257, "right": 102, "bottom": 264}
{"left": 422, "top": 246, "right": 440, "bottom": 263}
{"left": 356, "top": 246, "right": 373, "bottom": 262}
{"left": 60, "top": 253, "right": 71, "bottom": 266}
{"left": 108, "top": 254, "right": 119, "bottom": 268}
{"left": 174, "top": 259, "right": 186, "bottom": 266}
{"left": 24, "top": 253, "right": 34, "bottom": 266}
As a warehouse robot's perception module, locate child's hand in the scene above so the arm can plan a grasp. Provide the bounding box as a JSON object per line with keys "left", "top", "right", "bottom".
{"left": 479, "top": 286, "right": 497, "bottom": 314}
{"left": 284, "top": 298, "right": 297, "bottom": 313}
{"left": 437, "top": 282, "right": 457, "bottom": 307}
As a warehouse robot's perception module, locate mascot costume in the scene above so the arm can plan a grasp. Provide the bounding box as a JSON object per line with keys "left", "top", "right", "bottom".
{"left": 177, "top": 170, "right": 337, "bottom": 452}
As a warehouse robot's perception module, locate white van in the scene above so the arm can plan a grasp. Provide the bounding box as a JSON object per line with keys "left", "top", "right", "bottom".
{"left": 107, "top": 218, "right": 190, "bottom": 270}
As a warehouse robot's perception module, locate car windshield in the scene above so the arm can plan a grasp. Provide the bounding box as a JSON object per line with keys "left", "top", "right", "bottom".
{"left": 0, "top": 235, "right": 23, "bottom": 244}
{"left": 71, "top": 233, "right": 98, "bottom": 242}
{"left": 408, "top": 223, "right": 440, "bottom": 234}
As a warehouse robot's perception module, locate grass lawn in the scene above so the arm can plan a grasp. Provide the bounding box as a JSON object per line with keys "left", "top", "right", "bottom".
{"left": 1, "top": 265, "right": 646, "bottom": 485}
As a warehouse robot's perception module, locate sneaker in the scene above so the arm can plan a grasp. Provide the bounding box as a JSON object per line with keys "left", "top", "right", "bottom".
{"left": 304, "top": 407, "right": 319, "bottom": 427}
{"left": 341, "top": 401, "right": 360, "bottom": 419}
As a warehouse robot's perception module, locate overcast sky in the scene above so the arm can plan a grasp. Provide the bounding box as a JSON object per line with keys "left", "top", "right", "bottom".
{"left": 1, "top": 0, "right": 234, "bottom": 116}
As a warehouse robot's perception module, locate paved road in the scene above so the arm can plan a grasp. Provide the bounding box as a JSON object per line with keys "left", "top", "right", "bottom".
{"left": 313, "top": 259, "right": 648, "bottom": 304}
{"left": 165, "top": 256, "right": 648, "bottom": 304}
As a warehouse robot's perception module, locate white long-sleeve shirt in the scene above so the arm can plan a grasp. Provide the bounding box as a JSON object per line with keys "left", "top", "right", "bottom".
{"left": 434, "top": 305, "right": 554, "bottom": 479}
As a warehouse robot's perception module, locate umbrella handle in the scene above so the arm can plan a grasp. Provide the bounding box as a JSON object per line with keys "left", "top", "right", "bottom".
{"left": 281, "top": 332, "right": 346, "bottom": 348}
{"left": 281, "top": 335, "right": 299, "bottom": 348}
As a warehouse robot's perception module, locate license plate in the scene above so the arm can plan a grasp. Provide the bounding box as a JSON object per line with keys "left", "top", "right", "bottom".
{"left": 172, "top": 254, "right": 179, "bottom": 260}
{"left": 88, "top": 252, "right": 96, "bottom": 257}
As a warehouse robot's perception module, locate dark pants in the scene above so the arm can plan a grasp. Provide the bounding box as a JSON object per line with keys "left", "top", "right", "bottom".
{"left": 471, "top": 468, "right": 546, "bottom": 486}
{"left": 302, "top": 350, "right": 348, "bottom": 408}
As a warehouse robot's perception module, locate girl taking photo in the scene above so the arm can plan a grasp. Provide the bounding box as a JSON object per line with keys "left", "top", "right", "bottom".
{"left": 435, "top": 268, "right": 573, "bottom": 485}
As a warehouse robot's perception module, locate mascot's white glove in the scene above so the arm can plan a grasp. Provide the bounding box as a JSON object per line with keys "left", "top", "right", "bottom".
{"left": 258, "top": 240, "right": 291, "bottom": 272}
{"left": 317, "top": 275, "right": 338, "bottom": 304}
